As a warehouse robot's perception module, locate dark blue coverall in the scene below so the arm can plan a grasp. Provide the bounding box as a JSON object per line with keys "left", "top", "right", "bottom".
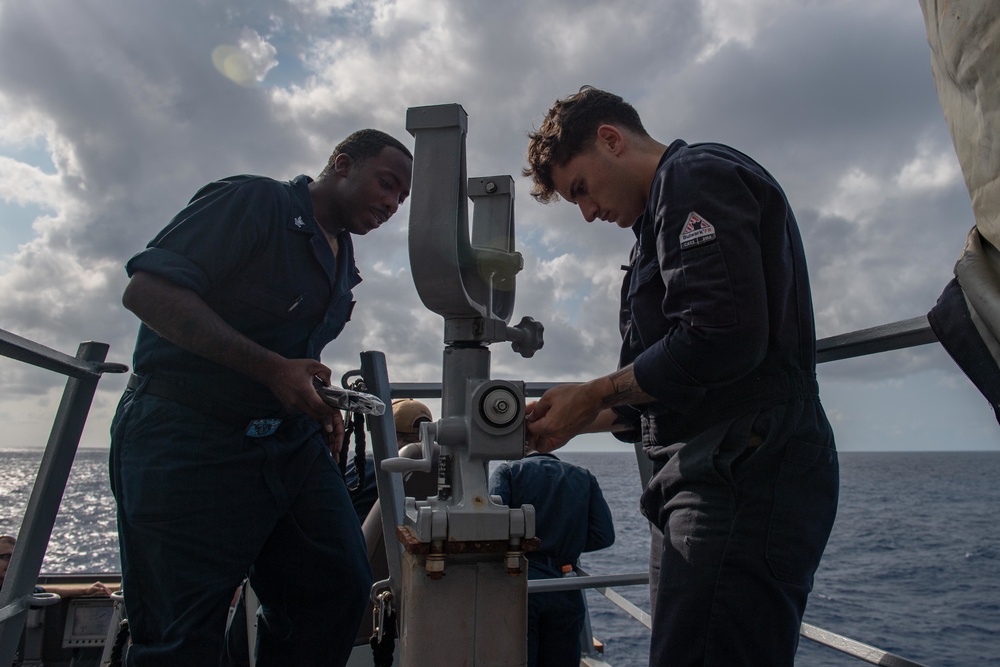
{"left": 109, "top": 175, "right": 372, "bottom": 666}
{"left": 490, "top": 452, "right": 615, "bottom": 667}
{"left": 613, "top": 141, "right": 840, "bottom": 666}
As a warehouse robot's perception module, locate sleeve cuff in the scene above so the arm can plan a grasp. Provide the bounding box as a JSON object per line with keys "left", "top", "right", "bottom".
{"left": 126, "top": 247, "right": 210, "bottom": 295}
{"left": 610, "top": 405, "right": 642, "bottom": 443}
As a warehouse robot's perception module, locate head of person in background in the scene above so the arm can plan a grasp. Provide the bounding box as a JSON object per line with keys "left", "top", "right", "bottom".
{"left": 0, "top": 535, "right": 16, "bottom": 589}
{"left": 392, "top": 398, "right": 432, "bottom": 447}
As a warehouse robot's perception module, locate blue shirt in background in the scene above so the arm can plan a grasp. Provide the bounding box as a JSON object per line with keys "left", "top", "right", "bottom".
{"left": 489, "top": 452, "right": 614, "bottom": 578}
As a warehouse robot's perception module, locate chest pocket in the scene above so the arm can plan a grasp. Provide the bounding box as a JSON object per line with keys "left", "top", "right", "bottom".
{"left": 233, "top": 284, "right": 315, "bottom": 320}
{"left": 626, "top": 257, "right": 662, "bottom": 301}
{"left": 680, "top": 241, "right": 737, "bottom": 327}
{"left": 622, "top": 256, "right": 671, "bottom": 351}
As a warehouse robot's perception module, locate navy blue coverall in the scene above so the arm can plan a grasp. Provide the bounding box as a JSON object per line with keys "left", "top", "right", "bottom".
{"left": 614, "top": 141, "right": 839, "bottom": 666}
{"left": 490, "top": 452, "right": 615, "bottom": 667}
{"left": 109, "top": 175, "right": 371, "bottom": 666}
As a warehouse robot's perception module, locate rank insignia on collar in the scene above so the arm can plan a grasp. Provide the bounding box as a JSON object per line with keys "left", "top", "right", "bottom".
{"left": 679, "top": 211, "right": 716, "bottom": 249}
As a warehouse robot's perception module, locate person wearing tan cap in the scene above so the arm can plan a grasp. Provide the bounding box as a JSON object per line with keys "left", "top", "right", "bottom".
{"left": 345, "top": 398, "right": 434, "bottom": 523}
{"left": 390, "top": 398, "right": 434, "bottom": 444}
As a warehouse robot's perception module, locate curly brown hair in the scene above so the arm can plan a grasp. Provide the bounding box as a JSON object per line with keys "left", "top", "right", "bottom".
{"left": 524, "top": 86, "right": 648, "bottom": 203}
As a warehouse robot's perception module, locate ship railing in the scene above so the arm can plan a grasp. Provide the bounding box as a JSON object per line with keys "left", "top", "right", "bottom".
{"left": 0, "top": 329, "right": 128, "bottom": 667}
{"left": 389, "top": 315, "right": 939, "bottom": 667}
{"left": 0, "top": 316, "right": 940, "bottom": 666}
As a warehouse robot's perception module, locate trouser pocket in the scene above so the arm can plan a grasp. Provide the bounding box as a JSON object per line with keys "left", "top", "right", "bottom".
{"left": 765, "top": 440, "right": 839, "bottom": 586}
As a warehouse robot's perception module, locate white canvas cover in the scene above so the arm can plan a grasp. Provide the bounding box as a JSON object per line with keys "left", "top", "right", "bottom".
{"left": 920, "top": 0, "right": 1000, "bottom": 421}
{"left": 920, "top": 0, "right": 1000, "bottom": 246}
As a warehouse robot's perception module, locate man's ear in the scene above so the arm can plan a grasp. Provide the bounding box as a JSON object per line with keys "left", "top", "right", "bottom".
{"left": 596, "top": 124, "right": 624, "bottom": 155}
{"left": 333, "top": 153, "right": 354, "bottom": 177}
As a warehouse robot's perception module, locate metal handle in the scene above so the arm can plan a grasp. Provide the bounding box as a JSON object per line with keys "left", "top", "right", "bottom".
{"left": 380, "top": 421, "right": 435, "bottom": 474}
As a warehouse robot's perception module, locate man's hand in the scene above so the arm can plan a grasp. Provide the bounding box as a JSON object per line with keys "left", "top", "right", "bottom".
{"left": 526, "top": 371, "right": 644, "bottom": 452}
{"left": 326, "top": 420, "right": 346, "bottom": 460}
{"left": 123, "top": 272, "right": 349, "bottom": 448}
{"left": 525, "top": 383, "right": 603, "bottom": 451}
{"left": 525, "top": 427, "right": 570, "bottom": 455}
{"left": 263, "top": 357, "right": 345, "bottom": 451}
{"left": 84, "top": 582, "right": 111, "bottom": 596}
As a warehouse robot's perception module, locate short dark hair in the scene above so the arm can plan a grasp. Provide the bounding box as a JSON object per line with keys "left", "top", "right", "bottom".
{"left": 319, "top": 129, "right": 412, "bottom": 179}
{"left": 524, "top": 86, "right": 648, "bottom": 203}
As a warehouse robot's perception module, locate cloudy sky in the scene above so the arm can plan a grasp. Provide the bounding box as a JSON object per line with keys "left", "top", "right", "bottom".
{"left": 0, "top": 0, "right": 995, "bottom": 452}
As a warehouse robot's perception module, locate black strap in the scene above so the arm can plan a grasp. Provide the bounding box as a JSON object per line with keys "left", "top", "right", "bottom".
{"left": 370, "top": 606, "right": 397, "bottom": 667}
{"left": 340, "top": 410, "right": 368, "bottom": 500}
{"left": 108, "top": 618, "right": 130, "bottom": 667}
{"left": 338, "top": 372, "right": 371, "bottom": 500}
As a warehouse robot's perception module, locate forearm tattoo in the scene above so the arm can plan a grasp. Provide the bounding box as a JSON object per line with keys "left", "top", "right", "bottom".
{"left": 603, "top": 367, "right": 647, "bottom": 408}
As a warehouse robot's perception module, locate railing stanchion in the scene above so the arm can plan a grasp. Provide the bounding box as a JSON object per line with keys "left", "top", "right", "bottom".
{"left": 0, "top": 341, "right": 121, "bottom": 667}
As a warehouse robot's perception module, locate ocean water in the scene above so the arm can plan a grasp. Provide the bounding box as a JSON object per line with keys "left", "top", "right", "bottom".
{"left": 2, "top": 448, "right": 999, "bottom": 666}
{"left": 561, "top": 450, "right": 1000, "bottom": 667}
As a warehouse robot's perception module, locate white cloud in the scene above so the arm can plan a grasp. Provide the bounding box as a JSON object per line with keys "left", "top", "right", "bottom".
{"left": 0, "top": 0, "right": 994, "bottom": 450}
{"left": 820, "top": 167, "right": 883, "bottom": 225}
{"left": 0, "top": 156, "right": 61, "bottom": 208}
{"left": 896, "top": 145, "right": 963, "bottom": 192}
{"left": 696, "top": 0, "right": 790, "bottom": 60}
{"left": 289, "top": 0, "right": 356, "bottom": 16}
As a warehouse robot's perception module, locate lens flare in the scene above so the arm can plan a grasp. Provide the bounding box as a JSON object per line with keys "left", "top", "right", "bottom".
{"left": 211, "top": 45, "right": 255, "bottom": 86}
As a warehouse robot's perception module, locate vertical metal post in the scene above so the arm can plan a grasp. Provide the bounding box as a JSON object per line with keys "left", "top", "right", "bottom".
{"left": 0, "top": 342, "right": 110, "bottom": 667}
{"left": 360, "top": 350, "right": 406, "bottom": 599}
{"left": 395, "top": 102, "right": 540, "bottom": 666}
{"left": 438, "top": 345, "right": 491, "bottom": 511}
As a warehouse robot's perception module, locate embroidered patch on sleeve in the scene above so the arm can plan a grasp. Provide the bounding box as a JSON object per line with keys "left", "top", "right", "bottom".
{"left": 679, "top": 211, "right": 716, "bottom": 249}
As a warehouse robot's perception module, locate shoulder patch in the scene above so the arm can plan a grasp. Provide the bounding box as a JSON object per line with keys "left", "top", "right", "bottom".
{"left": 679, "top": 211, "right": 716, "bottom": 249}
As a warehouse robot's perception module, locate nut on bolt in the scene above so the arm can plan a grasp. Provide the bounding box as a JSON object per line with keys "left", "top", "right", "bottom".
{"left": 425, "top": 552, "right": 445, "bottom": 580}
{"left": 505, "top": 551, "right": 523, "bottom": 575}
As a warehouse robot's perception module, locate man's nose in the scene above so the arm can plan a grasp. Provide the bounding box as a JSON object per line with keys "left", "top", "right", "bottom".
{"left": 385, "top": 193, "right": 400, "bottom": 216}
